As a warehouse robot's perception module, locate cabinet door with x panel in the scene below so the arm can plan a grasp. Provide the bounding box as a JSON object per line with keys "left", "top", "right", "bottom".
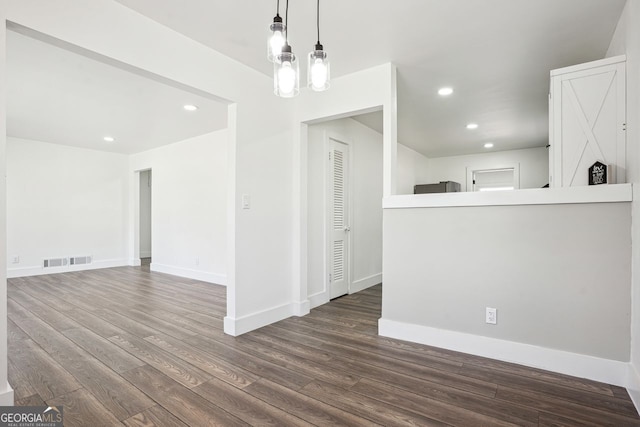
{"left": 550, "top": 55, "right": 626, "bottom": 187}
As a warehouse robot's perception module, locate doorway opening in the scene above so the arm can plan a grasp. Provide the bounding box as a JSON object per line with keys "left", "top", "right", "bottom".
{"left": 139, "top": 169, "right": 152, "bottom": 268}
{"left": 305, "top": 109, "right": 385, "bottom": 309}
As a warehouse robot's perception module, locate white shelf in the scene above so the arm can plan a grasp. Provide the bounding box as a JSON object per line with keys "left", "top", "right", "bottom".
{"left": 383, "top": 183, "right": 633, "bottom": 209}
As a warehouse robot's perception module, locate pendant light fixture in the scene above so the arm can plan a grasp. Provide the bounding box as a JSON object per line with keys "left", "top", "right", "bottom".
{"left": 267, "top": 0, "right": 286, "bottom": 62}
{"left": 307, "top": 0, "right": 330, "bottom": 91}
{"left": 274, "top": 0, "right": 299, "bottom": 98}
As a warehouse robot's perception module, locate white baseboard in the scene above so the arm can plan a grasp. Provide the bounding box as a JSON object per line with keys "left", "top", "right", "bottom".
{"left": 379, "top": 318, "right": 629, "bottom": 387}
{"left": 628, "top": 364, "right": 640, "bottom": 412}
{"left": 129, "top": 258, "right": 142, "bottom": 267}
{"left": 350, "top": 273, "right": 382, "bottom": 294}
{"left": 150, "top": 263, "right": 226, "bottom": 285}
{"left": 7, "top": 259, "right": 128, "bottom": 278}
{"left": 292, "top": 299, "right": 310, "bottom": 317}
{"left": 309, "top": 290, "right": 329, "bottom": 309}
{"left": 224, "top": 301, "right": 296, "bottom": 336}
{"left": 0, "top": 383, "right": 14, "bottom": 405}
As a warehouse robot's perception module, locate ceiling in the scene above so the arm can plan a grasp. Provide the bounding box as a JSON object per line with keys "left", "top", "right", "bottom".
{"left": 7, "top": 30, "right": 228, "bottom": 155}
{"left": 7, "top": 0, "right": 625, "bottom": 158}
{"left": 113, "top": 0, "right": 625, "bottom": 158}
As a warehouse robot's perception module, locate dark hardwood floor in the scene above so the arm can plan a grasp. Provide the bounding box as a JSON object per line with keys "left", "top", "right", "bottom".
{"left": 7, "top": 267, "right": 640, "bottom": 426}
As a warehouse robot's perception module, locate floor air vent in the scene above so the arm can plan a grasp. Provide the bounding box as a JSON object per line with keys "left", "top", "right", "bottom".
{"left": 43, "top": 258, "right": 68, "bottom": 268}
{"left": 70, "top": 256, "right": 92, "bottom": 266}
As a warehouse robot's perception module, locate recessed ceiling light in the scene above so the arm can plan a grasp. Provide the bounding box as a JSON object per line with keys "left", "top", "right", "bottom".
{"left": 183, "top": 104, "right": 199, "bottom": 111}
{"left": 438, "top": 87, "right": 454, "bottom": 96}
{"left": 103, "top": 136, "right": 115, "bottom": 142}
{"left": 484, "top": 142, "right": 494, "bottom": 148}
{"left": 466, "top": 123, "right": 479, "bottom": 130}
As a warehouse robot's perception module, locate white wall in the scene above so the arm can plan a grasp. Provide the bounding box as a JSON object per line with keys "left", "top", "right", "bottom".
{"left": 233, "top": 127, "right": 294, "bottom": 311}
{"left": 607, "top": 0, "right": 640, "bottom": 405}
{"left": 6, "top": 137, "right": 129, "bottom": 277}
{"left": 397, "top": 144, "right": 430, "bottom": 195}
{"left": 139, "top": 169, "right": 152, "bottom": 258}
{"left": 0, "top": 0, "right": 12, "bottom": 403}
{"left": 307, "top": 126, "right": 326, "bottom": 305}
{"left": 307, "top": 118, "right": 383, "bottom": 307}
{"left": 130, "top": 130, "right": 227, "bottom": 285}
{"left": 427, "top": 147, "right": 549, "bottom": 191}
{"left": 381, "top": 200, "right": 632, "bottom": 385}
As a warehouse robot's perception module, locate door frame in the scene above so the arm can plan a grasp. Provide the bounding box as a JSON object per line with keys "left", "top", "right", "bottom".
{"left": 325, "top": 132, "right": 354, "bottom": 300}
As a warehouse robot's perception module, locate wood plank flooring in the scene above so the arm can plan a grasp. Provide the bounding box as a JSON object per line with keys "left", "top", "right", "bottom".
{"left": 7, "top": 267, "right": 640, "bottom": 426}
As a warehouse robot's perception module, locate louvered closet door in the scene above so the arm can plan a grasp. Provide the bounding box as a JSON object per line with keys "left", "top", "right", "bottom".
{"left": 552, "top": 61, "right": 626, "bottom": 187}
{"left": 330, "top": 139, "right": 350, "bottom": 299}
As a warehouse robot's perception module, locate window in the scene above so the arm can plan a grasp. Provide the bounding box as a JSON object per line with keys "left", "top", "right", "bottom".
{"left": 471, "top": 168, "right": 516, "bottom": 192}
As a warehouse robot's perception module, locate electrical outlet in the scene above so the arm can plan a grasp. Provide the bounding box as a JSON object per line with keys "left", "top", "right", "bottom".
{"left": 195, "top": 257, "right": 200, "bottom": 266}
{"left": 11, "top": 256, "right": 19, "bottom": 264}
{"left": 486, "top": 307, "right": 497, "bottom": 325}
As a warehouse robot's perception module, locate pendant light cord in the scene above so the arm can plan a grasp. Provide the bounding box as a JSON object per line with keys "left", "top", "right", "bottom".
{"left": 316, "top": 0, "right": 320, "bottom": 44}
{"left": 285, "top": 0, "right": 289, "bottom": 43}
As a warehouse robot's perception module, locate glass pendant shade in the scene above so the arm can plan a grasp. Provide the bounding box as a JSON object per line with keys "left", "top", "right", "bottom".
{"left": 267, "top": 16, "right": 286, "bottom": 62}
{"left": 274, "top": 45, "right": 299, "bottom": 98}
{"left": 307, "top": 45, "right": 330, "bottom": 91}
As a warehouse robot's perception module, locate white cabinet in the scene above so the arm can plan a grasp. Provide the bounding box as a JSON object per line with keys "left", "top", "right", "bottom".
{"left": 549, "top": 56, "right": 626, "bottom": 187}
